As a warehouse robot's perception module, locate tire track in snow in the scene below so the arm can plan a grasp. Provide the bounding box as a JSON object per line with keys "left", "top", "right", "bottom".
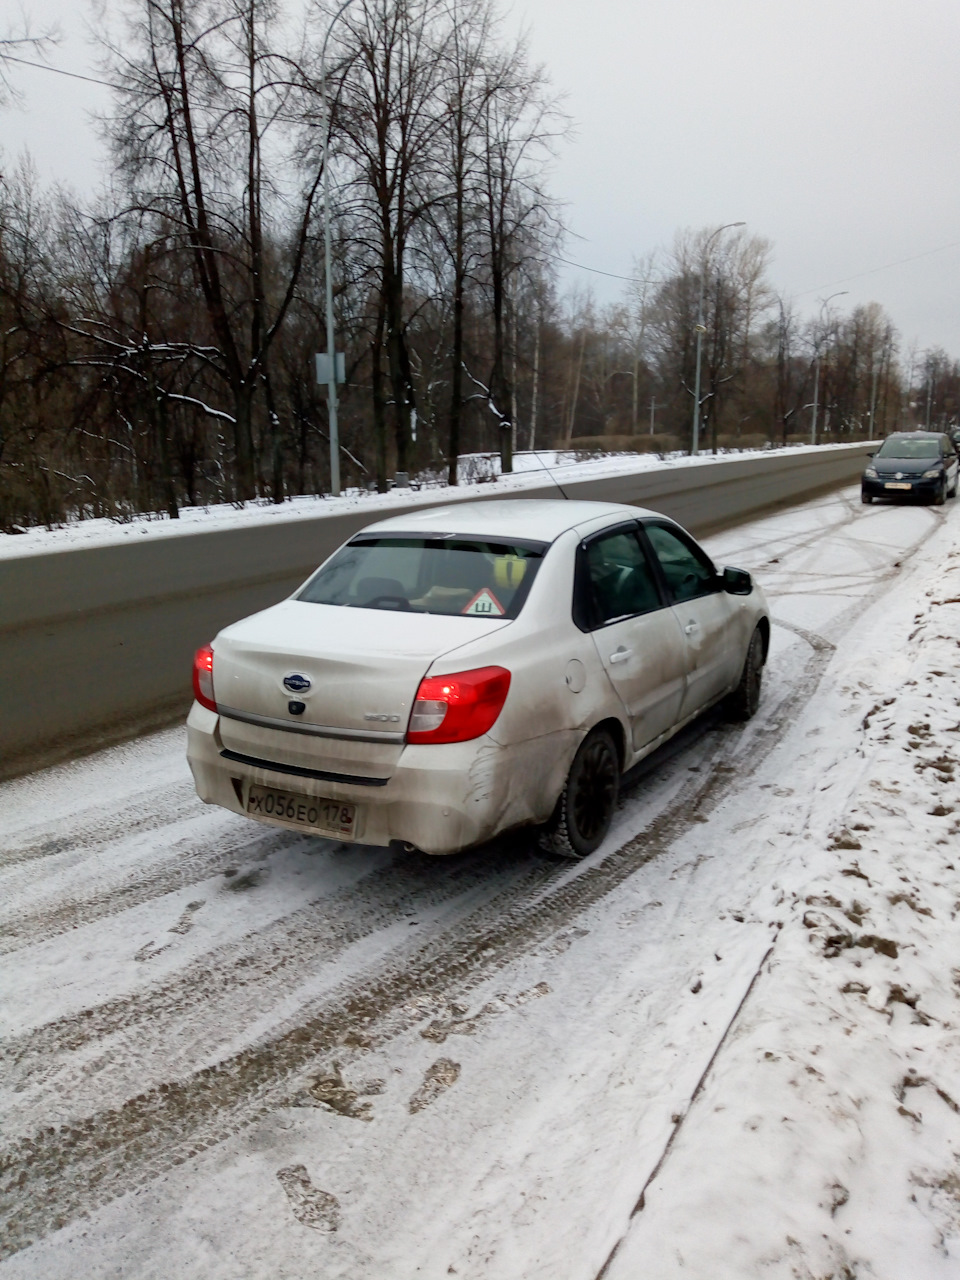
{"left": 0, "top": 784, "right": 198, "bottom": 873}
{"left": 0, "top": 842, "right": 558, "bottom": 1134}
{"left": 0, "top": 820, "right": 295, "bottom": 956}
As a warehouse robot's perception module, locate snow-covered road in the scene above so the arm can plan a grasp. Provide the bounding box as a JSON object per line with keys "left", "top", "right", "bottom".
{"left": 2, "top": 488, "right": 959, "bottom": 1278}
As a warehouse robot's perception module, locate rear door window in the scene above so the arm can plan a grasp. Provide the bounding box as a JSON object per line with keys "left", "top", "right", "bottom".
{"left": 574, "top": 526, "right": 663, "bottom": 629}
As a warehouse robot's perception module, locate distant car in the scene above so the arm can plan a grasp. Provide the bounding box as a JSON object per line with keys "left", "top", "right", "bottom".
{"left": 949, "top": 426, "right": 960, "bottom": 453}
{"left": 187, "top": 500, "right": 770, "bottom": 858}
{"left": 861, "top": 431, "right": 959, "bottom": 505}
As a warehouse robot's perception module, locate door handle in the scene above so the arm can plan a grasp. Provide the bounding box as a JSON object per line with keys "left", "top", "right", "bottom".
{"left": 609, "top": 647, "right": 632, "bottom": 664}
{"left": 683, "top": 622, "right": 698, "bottom": 635}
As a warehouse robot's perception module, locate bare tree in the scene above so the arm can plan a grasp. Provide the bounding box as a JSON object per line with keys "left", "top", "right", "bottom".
{"left": 99, "top": 0, "right": 324, "bottom": 499}
{"left": 476, "top": 40, "right": 562, "bottom": 471}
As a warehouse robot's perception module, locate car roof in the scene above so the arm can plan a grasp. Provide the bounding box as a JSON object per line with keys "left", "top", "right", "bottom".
{"left": 883, "top": 430, "right": 943, "bottom": 440}
{"left": 360, "top": 498, "right": 659, "bottom": 543}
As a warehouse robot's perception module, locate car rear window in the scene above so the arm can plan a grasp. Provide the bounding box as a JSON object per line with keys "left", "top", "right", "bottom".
{"left": 297, "top": 535, "right": 547, "bottom": 619}
{"left": 875, "top": 437, "right": 940, "bottom": 459}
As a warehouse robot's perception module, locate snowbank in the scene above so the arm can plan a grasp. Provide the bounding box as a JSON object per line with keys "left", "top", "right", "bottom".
{"left": 604, "top": 512, "right": 960, "bottom": 1278}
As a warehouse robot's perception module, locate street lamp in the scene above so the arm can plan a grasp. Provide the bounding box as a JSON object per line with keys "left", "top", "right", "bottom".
{"left": 317, "top": 0, "right": 356, "bottom": 497}
{"left": 691, "top": 221, "right": 745, "bottom": 456}
{"left": 809, "top": 291, "right": 848, "bottom": 446}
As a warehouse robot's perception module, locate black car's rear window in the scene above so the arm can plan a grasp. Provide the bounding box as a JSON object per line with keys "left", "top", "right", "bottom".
{"left": 297, "top": 534, "right": 547, "bottom": 619}
{"left": 875, "top": 437, "right": 940, "bottom": 459}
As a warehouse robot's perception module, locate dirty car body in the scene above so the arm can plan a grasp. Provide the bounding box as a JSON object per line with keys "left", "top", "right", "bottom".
{"left": 187, "top": 500, "right": 770, "bottom": 855}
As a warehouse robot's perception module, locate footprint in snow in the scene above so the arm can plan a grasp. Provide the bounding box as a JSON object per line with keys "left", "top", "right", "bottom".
{"left": 134, "top": 900, "right": 205, "bottom": 960}
{"left": 168, "top": 900, "right": 205, "bottom": 935}
{"left": 276, "top": 1165, "right": 341, "bottom": 1232}
{"left": 409, "top": 1058, "right": 460, "bottom": 1113}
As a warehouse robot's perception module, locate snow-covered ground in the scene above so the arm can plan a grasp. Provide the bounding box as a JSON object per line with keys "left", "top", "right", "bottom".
{"left": 0, "top": 443, "right": 852, "bottom": 561}
{"left": 1, "top": 485, "right": 958, "bottom": 1278}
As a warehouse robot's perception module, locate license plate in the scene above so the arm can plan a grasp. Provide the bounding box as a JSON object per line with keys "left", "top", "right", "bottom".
{"left": 884, "top": 482, "right": 911, "bottom": 490}
{"left": 246, "top": 785, "right": 357, "bottom": 837}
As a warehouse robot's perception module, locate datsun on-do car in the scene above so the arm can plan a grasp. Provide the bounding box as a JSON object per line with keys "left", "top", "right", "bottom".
{"left": 187, "top": 500, "right": 770, "bottom": 858}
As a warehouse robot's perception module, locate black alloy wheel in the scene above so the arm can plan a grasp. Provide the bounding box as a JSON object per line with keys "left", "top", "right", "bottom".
{"left": 543, "top": 728, "right": 619, "bottom": 859}
{"left": 727, "top": 627, "right": 764, "bottom": 722}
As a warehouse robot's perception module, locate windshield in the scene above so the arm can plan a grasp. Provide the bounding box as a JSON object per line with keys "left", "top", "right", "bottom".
{"left": 297, "top": 534, "right": 547, "bottom": 619}
{"left": 875, "top": 437, "right": 939, "bottom": 459}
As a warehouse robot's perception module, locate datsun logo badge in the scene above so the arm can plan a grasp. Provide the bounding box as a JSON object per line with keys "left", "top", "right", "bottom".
{"left": 282, "top": 673, "right": 312, "bottom": 694}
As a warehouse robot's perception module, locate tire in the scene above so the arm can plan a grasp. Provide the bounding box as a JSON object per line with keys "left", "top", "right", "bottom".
{"left": 541, "top": 728, "right": 619, "bottom": 859}
{"left": 861, "top": 490, "right": 873, "bottom": 504}
{"left": 934, "top": 478, "right": 947, "bottom": 506}
{"left": 727, "top": 627, "right": 764, "bottom": 722}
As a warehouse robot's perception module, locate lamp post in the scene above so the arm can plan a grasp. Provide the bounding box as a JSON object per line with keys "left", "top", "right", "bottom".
{"left": 809, "top": 291, "right": 848, "bottom": 446}
{"left": 318, "top": 0, "right": 356, "bottom": 497}
{"left": 691, "top": 221, "right": 744, "bottom": 456}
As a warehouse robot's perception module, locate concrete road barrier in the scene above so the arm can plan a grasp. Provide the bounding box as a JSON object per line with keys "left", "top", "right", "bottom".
{"left": 0, "top": 443, "right": 872, "bottom": 777}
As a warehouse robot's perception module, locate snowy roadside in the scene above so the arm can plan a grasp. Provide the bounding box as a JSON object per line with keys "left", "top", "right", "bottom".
{"left": 603, "top": 513, "right": 960, "bottom": 1277}
{"left": 0, "top": 443, "right": 852, "bottom": 561}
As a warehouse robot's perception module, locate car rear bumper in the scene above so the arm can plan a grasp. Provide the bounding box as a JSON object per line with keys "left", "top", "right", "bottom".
{"left": 187, "top": 703, "right": 572, "bottom": 855}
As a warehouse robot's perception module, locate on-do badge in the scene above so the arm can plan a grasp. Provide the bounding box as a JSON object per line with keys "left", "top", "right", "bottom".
{"left": 461, "top": 587, "right": 505, "bottom": 616}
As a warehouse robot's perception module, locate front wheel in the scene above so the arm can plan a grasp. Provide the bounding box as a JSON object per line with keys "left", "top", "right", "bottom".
{"left": 934, "top": 479, "right": 947, "bottom": 506}
{"left": 861, "top": 490, "right": 873, "bottom": 504}
{"left": 541, "top": 728, "right": 619, "bottom": 859}
{"left": 727, "top": 627, "right": 764, "bottom": 722}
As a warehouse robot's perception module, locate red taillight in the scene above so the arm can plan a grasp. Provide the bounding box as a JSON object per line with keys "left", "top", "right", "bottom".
{"left": 407, "top": 666, "right": 511, "bottom": 744}
{"left": 193, "top": 644, "right": 216, "bottom": 711}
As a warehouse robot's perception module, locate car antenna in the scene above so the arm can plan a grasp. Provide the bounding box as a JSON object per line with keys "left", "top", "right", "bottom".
{"left": 527, "top": 448, "right": 571, "bottom": 500}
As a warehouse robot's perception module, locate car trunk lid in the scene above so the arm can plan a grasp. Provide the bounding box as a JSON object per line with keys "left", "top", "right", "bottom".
{"left": 213, "top": 599, "right": 510, "bottom": 777}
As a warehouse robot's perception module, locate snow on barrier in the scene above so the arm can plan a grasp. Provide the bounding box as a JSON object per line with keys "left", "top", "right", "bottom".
{"left": 0, "top": 442, "right": 873, "bottom": 776}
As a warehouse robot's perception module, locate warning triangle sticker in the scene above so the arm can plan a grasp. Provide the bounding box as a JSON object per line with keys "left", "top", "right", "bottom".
{"left": 461, "top": 587, "right": 505, "bottom": 617}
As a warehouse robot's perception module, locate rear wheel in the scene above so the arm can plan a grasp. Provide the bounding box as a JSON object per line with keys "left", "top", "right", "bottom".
{"left": 727, "top": 627, "right": 764, "bottom": 722}
{"left": 541, "top": 728, "right": 619, "bottom": 859}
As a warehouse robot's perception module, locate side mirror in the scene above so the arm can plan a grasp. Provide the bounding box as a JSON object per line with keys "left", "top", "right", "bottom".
{"left": 722, "top": 566, "right": 753, "bottom": 596}
{"left": 866, "top": 450, "right": 876, "bottom": 457}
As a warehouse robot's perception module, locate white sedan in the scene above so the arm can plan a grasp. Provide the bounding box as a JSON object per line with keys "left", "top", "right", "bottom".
{"left": 187, "top": 499, "right": 769, "bottom": 857}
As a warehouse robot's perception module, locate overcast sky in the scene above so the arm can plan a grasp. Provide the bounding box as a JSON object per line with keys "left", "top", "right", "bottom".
{"left": 4, "top": 0, "right": 959, "bottom": 358}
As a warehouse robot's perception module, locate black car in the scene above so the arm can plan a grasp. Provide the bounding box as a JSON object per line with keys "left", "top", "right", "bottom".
{"left": 861, "top": 431, "right": 960, "bottom": 505}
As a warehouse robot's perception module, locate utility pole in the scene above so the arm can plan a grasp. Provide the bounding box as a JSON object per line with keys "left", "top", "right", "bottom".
{"left": 317, "top": 0, "right": 356, "bottom": 496}
{"left": 691, "top": 221, "right": 744, "bottom": 455}
{"left": 809, "top": 291, "right": 848, "bottom": 445}
{"left": 869, "top": 364, "right": 879, "bottom": 439}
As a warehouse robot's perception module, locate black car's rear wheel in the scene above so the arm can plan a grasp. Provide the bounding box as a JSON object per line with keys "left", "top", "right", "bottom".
{"left": 541, "top": 728, "right": 619, "bottom": 859}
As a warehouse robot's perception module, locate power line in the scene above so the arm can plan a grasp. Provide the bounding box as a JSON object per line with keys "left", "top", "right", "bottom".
{"left": 554, "top": 254, "right": 661, "bottom": 285}
{"left": 795, "top": 240, "right": 960, "bottom": 297}
{"left": 0, "top": 53, "right": 119, "bottom": 91}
